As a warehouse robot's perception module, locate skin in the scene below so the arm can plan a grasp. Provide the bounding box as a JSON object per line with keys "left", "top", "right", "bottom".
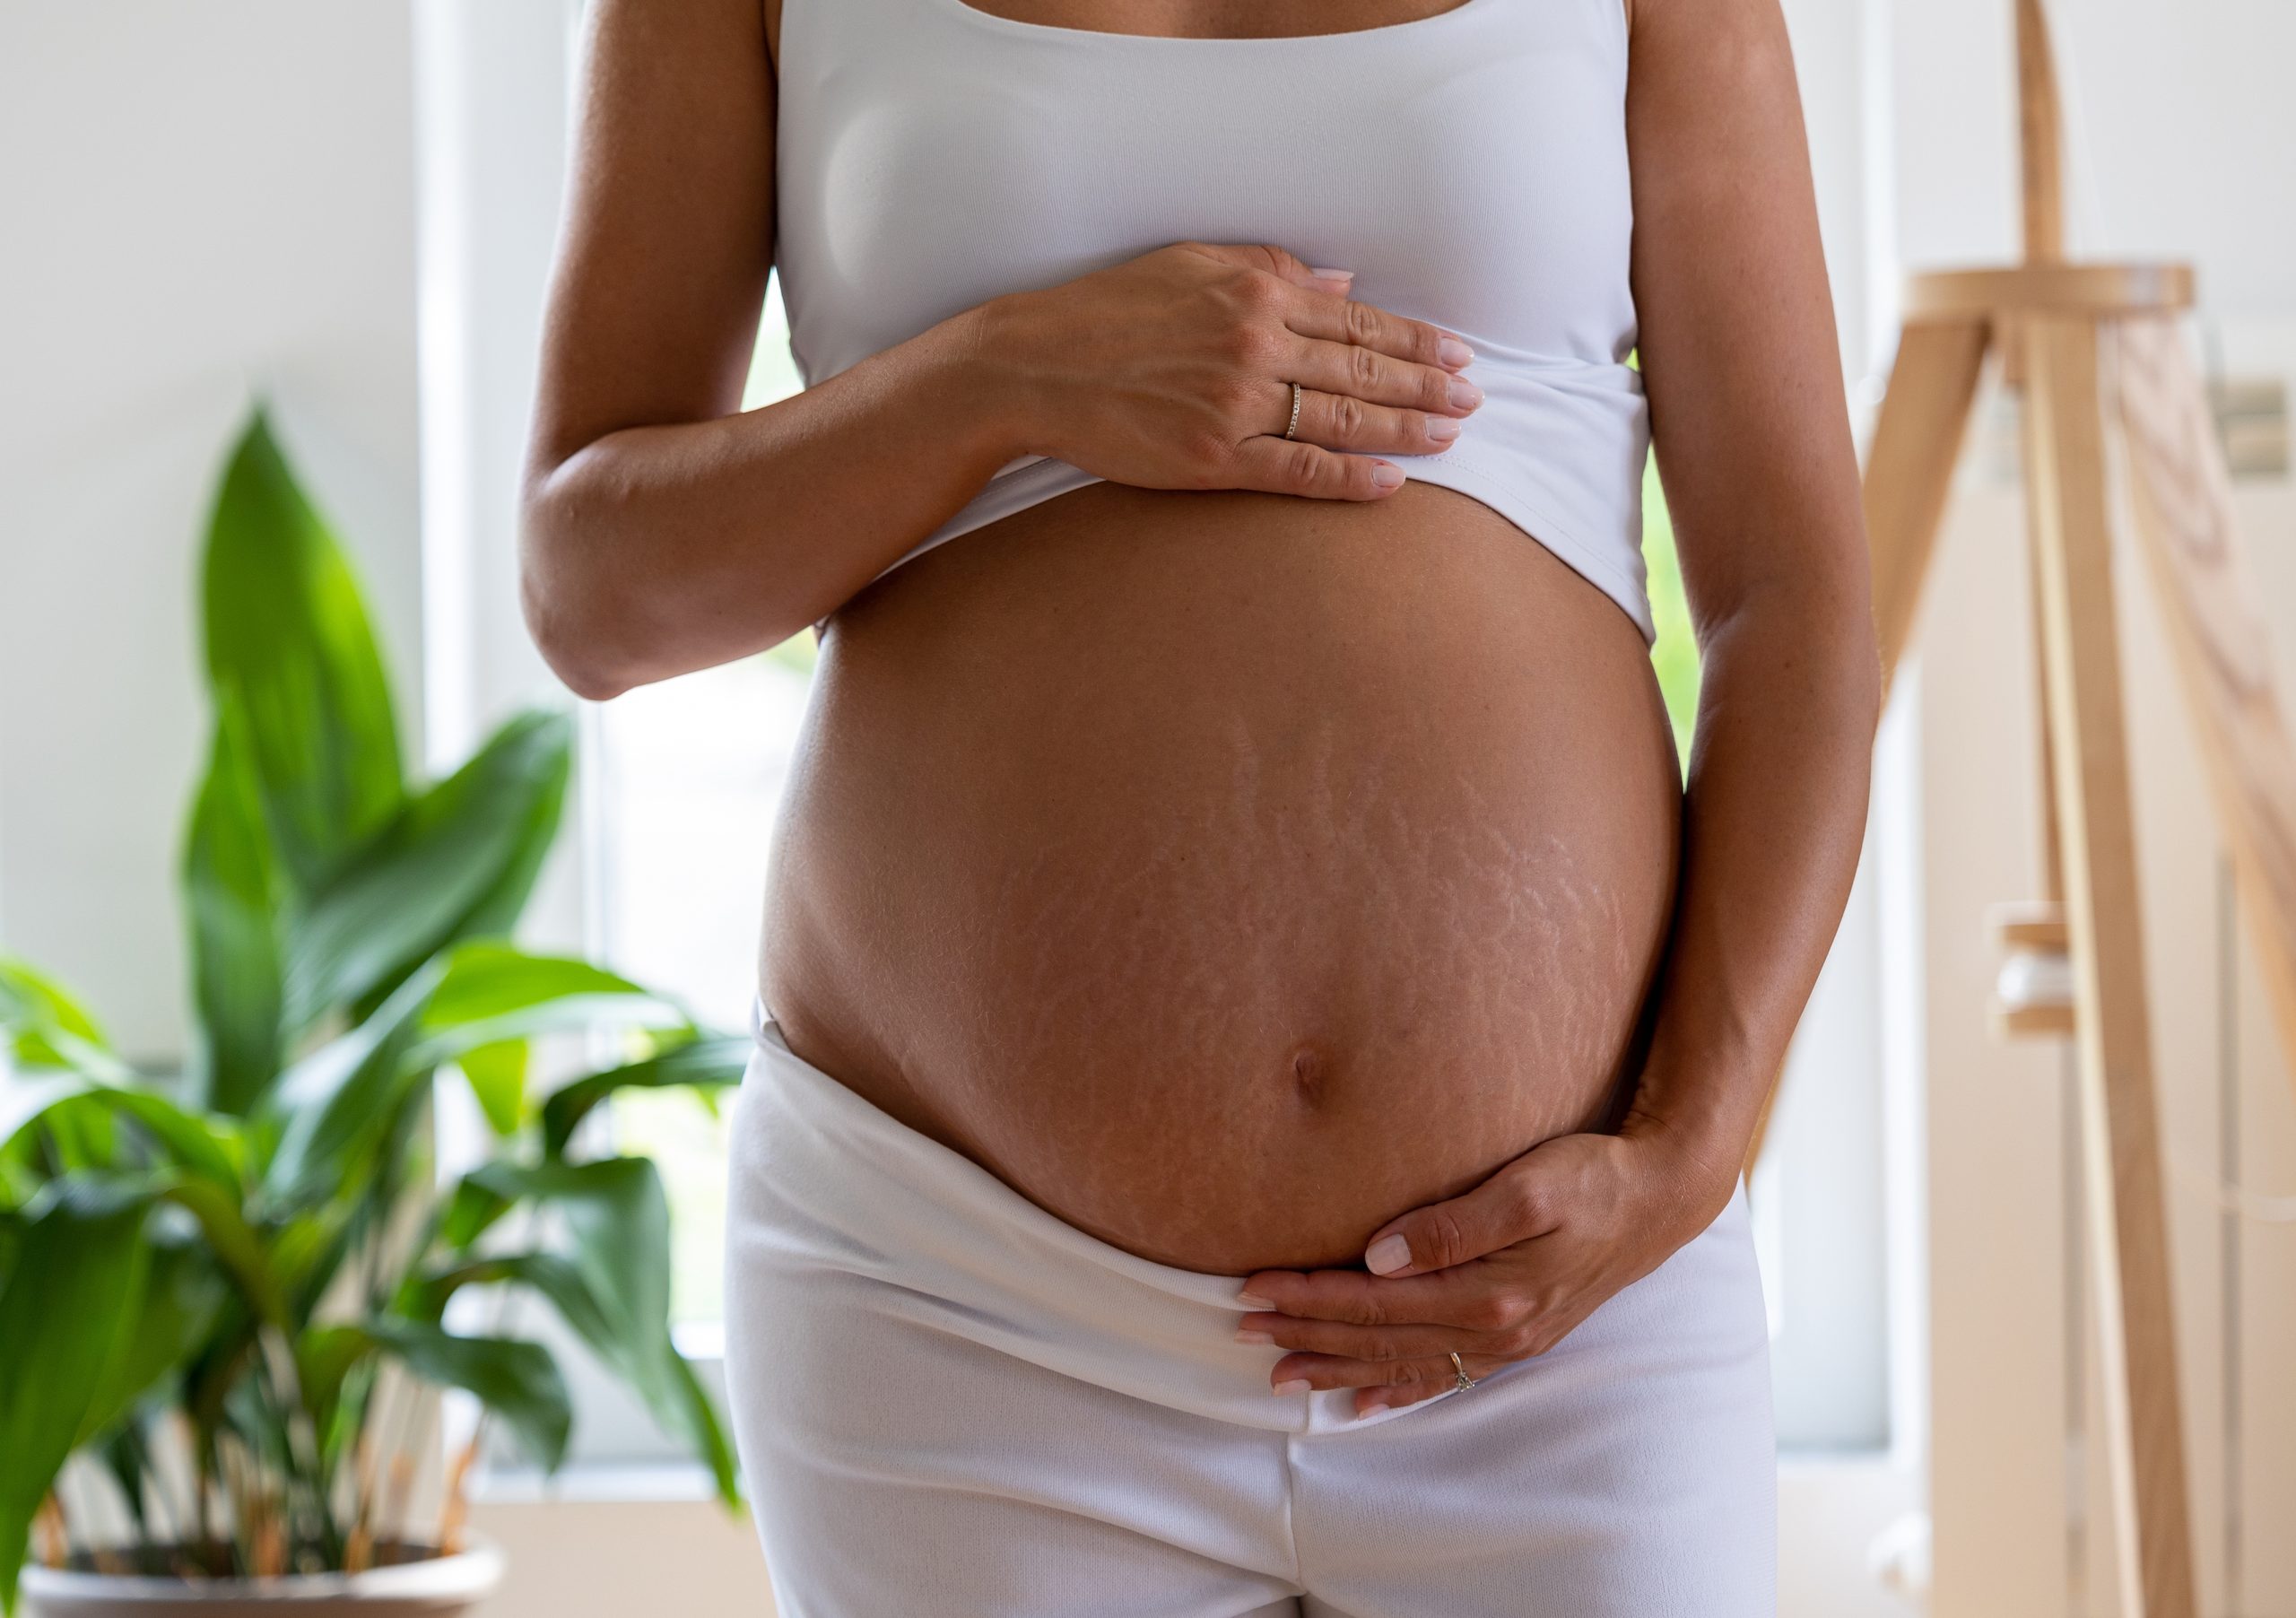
{"left": 522, "top": 0, "right": 1878, "bottom": 1423}
{"left": 1239, "top": 0, "right": 1881, "bottom": 1413}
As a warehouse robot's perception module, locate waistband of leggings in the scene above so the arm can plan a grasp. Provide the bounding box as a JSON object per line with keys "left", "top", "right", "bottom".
{"left": 737, "top": 996, "right": 1434, "bottom": 1434}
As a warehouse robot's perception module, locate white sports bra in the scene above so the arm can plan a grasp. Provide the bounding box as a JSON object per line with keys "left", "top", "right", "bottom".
{"left": 772, "top": 0, "right": 1654, "bottom": 641}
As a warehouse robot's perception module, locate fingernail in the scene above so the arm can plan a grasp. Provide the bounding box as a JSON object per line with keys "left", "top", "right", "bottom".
{"left": 1365, "top": 1234, "right": 1413, "bottom": 1275}
{"left": 1310, "top": 265, "right": 1355, "bottom": 283}
{"left": 1370, "top": 462, "right": 1404, "bottom": 490}
{"left": 1274, "top": 1379, "right": 1311, "bottom": 1396}
{"left": 1235, "top": 1327, "right": 1274, "bottom": 1345}
{"left": 1448, "top": 376, "right": 1484, "bottom": 410}
{"left": 1236, "top": 1292, "right": 1276, "bottom": 1309}
{"left": 1425, "top": 415, "right": 1461, "bottom": 444}
{"left": 1359, "top": 1397, "right": 1389, "bottom": 1416}
{"left": 1438, "top": 335, "right": 1474, "bottom": 369}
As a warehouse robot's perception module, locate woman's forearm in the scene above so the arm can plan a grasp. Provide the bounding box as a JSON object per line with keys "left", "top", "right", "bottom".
{"left": 1619, "top": 582, "right": 1882, "bottom": 1210}
{"left": 520, "top": 243, "right": 1474, "bottom": 702}
{"left": 518, "top": 300, "right": 1025, "bottom": 700}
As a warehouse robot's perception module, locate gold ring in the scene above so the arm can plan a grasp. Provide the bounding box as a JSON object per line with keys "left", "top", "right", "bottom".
{"left": 1449, "top": 1352, "right": 1476, "bottom": 1392}
{"left": 1282, "top": 380, "right": 1303, "bottom": 439}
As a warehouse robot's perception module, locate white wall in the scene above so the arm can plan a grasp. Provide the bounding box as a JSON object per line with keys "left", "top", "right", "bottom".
{"left": 0, "top": 0, "right": 422, "bottom": 1060}
{"left": 1890, "top": 0, "right": 2296, "bottom": 328}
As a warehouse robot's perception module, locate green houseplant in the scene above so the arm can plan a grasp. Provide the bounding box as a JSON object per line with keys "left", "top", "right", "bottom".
{"left": 0, "top": 410, "right": 748, "bottom": 1614}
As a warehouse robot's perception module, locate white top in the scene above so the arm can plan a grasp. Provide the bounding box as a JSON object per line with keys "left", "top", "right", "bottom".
{"left": 772, "top": 0, "right": 1653, "bottom": 641}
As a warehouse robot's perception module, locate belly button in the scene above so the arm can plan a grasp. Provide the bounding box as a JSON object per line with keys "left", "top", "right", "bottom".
{"left": 1287, "top": 1042, "right": 1329, "bottom": 1103}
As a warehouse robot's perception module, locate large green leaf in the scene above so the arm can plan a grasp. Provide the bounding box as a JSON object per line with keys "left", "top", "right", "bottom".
{"left": 539, "top": 1036, "right": 752, "bottom": 1160}
{"left": 409, "top": 941, "right": 680, "bottom": 1073}
{"left": 464, "top": 1159, "right": 738, "bottom": 1503}
{"left": 280, "top": 710, "right": 573, "bottom": 1036}
{"left": 0, "top": 1075, "right": 86, "bottom": 1158}
{"left": 181, "top": 693, "right": 285, "bottom": 1116}
{"left": 457, "top": 1041, "right": 527, "bottom": 1136}
{"left": 73, "top": 1234, "right": 229, "bottom": 1453}
{"left": 361, "top": 1318, "right": 570, "bottom": 1472}
{"left": 0, "top": 959, "right": 108, "bottom": 1069}
{"left": 663, "top": 1348, "right": 742, "bottom": 1509}
{"left": 0, "top": 960, "right": 132, "bottom": 1082}
{"left": 260, "top": 958, "right": 447, "bottom": 1205}
{"left": 293, "top": 1323, "right": 382, "bottom": 1466}
{"left": 160, "top": 1177, "right": 284, "bottom": 1328}
{"left": 95, "top": 1424, "right": 152, "bottom": 1541}
{"left": 0, "top": 1076, "right": 241, "bottom": 1195}
{"left": 406, "top": 943, "right": 690, "bottom": 1134}
{"left": 199, "top": 407, "right": 404, "bottom": 895}
{"left": 0, "top": 1182, "right": 152, "bottom": 1616}
{"left": 452, "top": 1160, "right": 667, "bottom": 1313}
{"left": 28, "top": 1101, "right": 114, "bottom": 1173}
{"left": 271, "top": 1206, "right": 359, "bottom": 1321}
{"left": 399, "top": 1250, "right": 585, "bottom": 1327}
{"left": 422, "top": 943, "right": 653, "bottom": 1028}
{"left": 427, "top": 936, "right": 657, "bottom": 1023}
{"left": 401, "top": 1246, "right": 735, "bottom": 1506}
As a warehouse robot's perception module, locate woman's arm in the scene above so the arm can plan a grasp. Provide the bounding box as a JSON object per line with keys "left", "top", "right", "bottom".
{"left": 520, "top": 0, "right": 1024, "bottom": 700}
{"left": 523, "top": 0, "right": 1478, "bottom": 701}
{"left": 1236, "top": 0, "right": 1882, "bottom": 1414}
{"left": 1609, "top": 0, "right": 1880, "bottom": 1202}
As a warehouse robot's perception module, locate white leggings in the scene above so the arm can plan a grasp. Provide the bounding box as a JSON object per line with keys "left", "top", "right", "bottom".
{"left": 723, "top": 1004, "right": 1778, "bottom": 1616}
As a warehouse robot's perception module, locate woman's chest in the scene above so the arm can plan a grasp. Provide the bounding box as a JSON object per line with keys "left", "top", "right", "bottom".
{"left": 770, "top": 0, "right": 1633, "bottom": 386}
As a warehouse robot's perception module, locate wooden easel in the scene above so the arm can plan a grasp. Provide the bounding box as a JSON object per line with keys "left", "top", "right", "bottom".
{"left": 1737, "top": 3, "right": 2296, "bottom": 1614}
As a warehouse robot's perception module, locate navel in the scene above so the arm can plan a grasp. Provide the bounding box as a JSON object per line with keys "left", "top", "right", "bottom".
{"left": 1286, "top": 1040, "right": 1332, "bottom": 1104}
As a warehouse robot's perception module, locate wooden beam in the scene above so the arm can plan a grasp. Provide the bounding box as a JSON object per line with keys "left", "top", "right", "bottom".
{"left": 2022, "top": 312, "right": 2199, "bottom": 1618}
{"left": 1905, "top": 263, "right": 2195, "bottom": 324}
{"left": 1866, "top": 319, "right": 1990, "bottom": 692}
{"left": 1991, "top": 898, "right": 2069, "bottom": 951}
{"left": 2115, "top": 314, "right": 2296, "bottom": 1119}
{"left": 2017, "top": 0, "right": 2066, "bottom": 263}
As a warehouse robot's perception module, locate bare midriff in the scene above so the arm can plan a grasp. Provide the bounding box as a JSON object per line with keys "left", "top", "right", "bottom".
{"left": 757, "top": 480, "right": 1683, "bottom": 1275}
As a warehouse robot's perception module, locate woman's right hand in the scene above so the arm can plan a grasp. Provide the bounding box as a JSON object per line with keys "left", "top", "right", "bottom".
{"left": 968, "top": 240, "right": 1483, "bottom": 501}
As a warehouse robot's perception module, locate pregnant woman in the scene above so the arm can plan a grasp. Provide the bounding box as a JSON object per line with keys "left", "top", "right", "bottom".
{"left": 519, "top": 0, "right": 1879, "bottom": 1605}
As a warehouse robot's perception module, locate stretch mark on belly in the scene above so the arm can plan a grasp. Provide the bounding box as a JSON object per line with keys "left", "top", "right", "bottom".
{"left": 971, "top": 707, "right": 1657, "bottom": 1127}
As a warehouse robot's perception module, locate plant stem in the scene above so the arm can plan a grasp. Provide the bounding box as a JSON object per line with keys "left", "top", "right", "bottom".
{"left": 380, "top": 1452, "right": 415, "bottom": 1555}
{"left": 434, "top": 1417, "right": 487, "bottom": 1558}
{"left": 345, "top": 1362, "right": 393, "bottom": 1560}
{"left": 35, "top": 1494, "right": 69, "bottom": 1569}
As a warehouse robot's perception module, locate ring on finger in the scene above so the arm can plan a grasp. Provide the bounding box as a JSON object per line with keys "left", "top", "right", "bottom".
{"left": 1448, "top": 1352, "right": 1477, "bottom": 1392}
{"left": 1281, "top": 380, "right": 1303, "bottom": 440}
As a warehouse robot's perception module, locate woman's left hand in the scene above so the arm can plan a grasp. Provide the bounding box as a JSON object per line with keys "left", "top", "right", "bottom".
{"left": 1235, "top": 1124, "right": 1735, "bottom": 1418}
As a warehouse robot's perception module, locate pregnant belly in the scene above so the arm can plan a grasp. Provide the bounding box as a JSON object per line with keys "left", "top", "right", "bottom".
{"left": 758, "top": 478, "right": 1683, "bottom": 1275}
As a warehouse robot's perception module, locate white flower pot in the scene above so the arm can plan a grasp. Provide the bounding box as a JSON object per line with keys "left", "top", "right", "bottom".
{"left": 20, "top": 1540, "right": 504, "bottom": 1618}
